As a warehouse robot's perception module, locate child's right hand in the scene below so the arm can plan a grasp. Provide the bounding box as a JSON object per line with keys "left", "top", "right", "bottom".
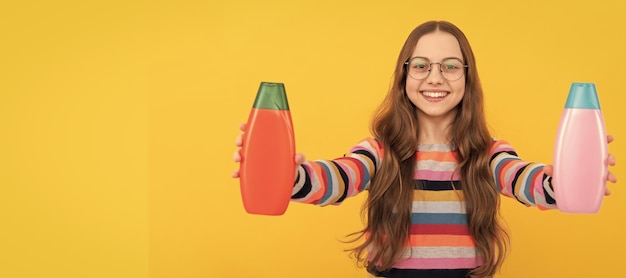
{"left": 231, "top": 123, "right": 306, "bottom": 178}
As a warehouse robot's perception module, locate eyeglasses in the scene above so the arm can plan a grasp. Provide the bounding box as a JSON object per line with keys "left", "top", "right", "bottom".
{"left": 404, "top": 57, "right": 468, "bottom": 81}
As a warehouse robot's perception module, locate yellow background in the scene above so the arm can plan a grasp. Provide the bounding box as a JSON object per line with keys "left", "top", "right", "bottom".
{"left": 1, "top": 0, "right": 624, "bottom": 277}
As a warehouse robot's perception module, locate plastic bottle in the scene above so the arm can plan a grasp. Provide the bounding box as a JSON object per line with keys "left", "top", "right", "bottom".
{"left": 553, "top": 82, "right": 608, "bottom": 213}
{"left": 239, "top": 82, "right": 295, "bottom": 215}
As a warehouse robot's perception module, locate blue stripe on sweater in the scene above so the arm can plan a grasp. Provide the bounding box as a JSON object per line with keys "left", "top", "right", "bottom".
{"left": 492, "top": 155, "right": 520, "bottom": 191}
{"left": 411, "top": 213, "right": 467, "bottom": 225}
{"left": 318, "top": 162, "right": 335, "bottom": 204}
{"left": 522, "top": 165, "right": 541, "bottom": 204}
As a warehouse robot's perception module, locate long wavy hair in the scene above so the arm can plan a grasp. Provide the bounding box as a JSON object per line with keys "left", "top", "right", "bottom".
{"left": 346, "top": 21, "right": 510, "bottom": 277}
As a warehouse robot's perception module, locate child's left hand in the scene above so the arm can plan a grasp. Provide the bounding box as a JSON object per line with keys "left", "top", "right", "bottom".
{"left": 543, "top": 135, "right": 617, "bottom": 196}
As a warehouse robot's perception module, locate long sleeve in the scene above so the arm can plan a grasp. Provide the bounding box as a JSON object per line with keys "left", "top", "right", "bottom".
{"left": 291, "top": 138, "right": 382, "bottom": 206}
{"left": 489, "top": 140, "right": 557, "bottom": 210}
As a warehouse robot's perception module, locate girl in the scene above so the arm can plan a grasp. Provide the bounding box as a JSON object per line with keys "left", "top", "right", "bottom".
{"left": 232, "top": 21, "right": 617, "bottom": 278}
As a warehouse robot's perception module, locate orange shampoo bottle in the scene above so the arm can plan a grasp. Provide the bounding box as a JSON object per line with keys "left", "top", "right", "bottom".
{"left": 239, "top": 82, "right": 296, "bottom": 215}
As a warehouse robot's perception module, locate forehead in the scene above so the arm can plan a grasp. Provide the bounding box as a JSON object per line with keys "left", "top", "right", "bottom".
{"left": 411, "top": 31, "right": 463, "bottom": 60}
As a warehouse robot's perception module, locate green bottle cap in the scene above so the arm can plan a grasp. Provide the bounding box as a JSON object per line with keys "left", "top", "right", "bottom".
{"left": 565, "top": 82, "right": 601, "bottom": 109}
{"left": 253, "top": 82, "right": 290, "bottom": 110}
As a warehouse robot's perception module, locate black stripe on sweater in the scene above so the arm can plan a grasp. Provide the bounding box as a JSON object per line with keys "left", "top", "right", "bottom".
{"left": 543, "top": 175, "right": 557, "bottom": 204}
{"left": 353, "top": 149, "right": 378, "bottom": 169}
{"left": 414, "top": 180, "right": 462, "bottom": 191}
{"left": 490, "top": 150, "right": 518, "bottom": 163}
{"left": 291, "top": 167, "right": 312, "bottom": 199}
{"left": 330, "top": 160, "right": 349, "bottom": 203}
{"left": 368, "top": 266, "right": 471, "bottom": 278}
{"left": 510, "top": 164, "right": 528, "bottom": 204}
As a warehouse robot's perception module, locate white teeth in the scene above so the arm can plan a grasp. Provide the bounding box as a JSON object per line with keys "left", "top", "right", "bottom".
{"left": 422, "top": 91, "right": 447, "bottom": 98}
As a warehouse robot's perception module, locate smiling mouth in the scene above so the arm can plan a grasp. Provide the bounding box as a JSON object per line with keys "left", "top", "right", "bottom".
{"left": 421, "top": 91, "right": 448, "bottom": 98}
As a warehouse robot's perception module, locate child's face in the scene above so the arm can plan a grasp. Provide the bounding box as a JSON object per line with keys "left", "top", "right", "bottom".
{"left": 405, "top": 31, "right": 466, "bottom": 122}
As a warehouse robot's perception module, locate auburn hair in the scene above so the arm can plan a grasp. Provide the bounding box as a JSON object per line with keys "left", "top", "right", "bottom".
{"left": 346, "top": 21, "right": 510, "bottom": 277}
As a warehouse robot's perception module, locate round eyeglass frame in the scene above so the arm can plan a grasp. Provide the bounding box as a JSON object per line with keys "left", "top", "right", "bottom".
{"left": 404, "top": 57, "right": 469, "bottom": 81}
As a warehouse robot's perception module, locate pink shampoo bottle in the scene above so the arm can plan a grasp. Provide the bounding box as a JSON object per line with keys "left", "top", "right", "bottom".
{"left": 553, "top": 82, "right": 608, "bottom": 213}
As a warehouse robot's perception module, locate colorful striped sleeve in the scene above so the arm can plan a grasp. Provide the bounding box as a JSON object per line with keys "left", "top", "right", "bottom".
{"left": 291, "top": 138, "right": 382, "bottom": 206}
{"left": 489, "top": 139, "right": 557, "bottom": 210}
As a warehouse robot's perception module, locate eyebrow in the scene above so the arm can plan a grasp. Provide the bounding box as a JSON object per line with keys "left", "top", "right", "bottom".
{"left": 411, "top": 56, "right": 464, "bottom": 62}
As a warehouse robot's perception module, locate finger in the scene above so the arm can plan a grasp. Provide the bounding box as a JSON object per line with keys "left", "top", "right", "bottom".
{"left": 605, "top": 188, "right": 611, "bottom": 196}
{"left": 240, "top": 123, "right": 247, "bottom": 132}
{"left": 295, "top": 153, "right": 306, "bottom": 165}
{"left": 233, "top": 150, "right": 241, "bottom": 162}
{"left": 235, "top": 134, "right": 243, "bottom": 147}
{"left": 608, "top": 154, "right": 616, "bottom": 166}
{"left": 608, "top": 171, "right": 617, "bottom": 183}
{"left": 232, "top": 170, "right": 240, "bottom": 178}
{"left": 607, "top": 134, "right": 614, "bottom": 144}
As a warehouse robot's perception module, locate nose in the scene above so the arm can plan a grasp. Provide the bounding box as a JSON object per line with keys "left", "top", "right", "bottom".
{"left": 425, "top": 63, "right": 444, "bottom": 84}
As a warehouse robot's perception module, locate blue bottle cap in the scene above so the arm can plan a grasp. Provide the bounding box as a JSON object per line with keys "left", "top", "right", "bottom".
{"left": 565, "top": 83, "right": 601, "bottom": 109}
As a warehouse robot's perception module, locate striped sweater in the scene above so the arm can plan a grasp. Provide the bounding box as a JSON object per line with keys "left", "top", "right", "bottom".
{"left": 292, "top": 138, "right": 557, "bottom": 277}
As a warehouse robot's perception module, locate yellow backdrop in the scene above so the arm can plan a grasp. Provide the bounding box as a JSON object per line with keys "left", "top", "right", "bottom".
{"left": 1, "top": 0, "right": 624, "bottom": 277}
